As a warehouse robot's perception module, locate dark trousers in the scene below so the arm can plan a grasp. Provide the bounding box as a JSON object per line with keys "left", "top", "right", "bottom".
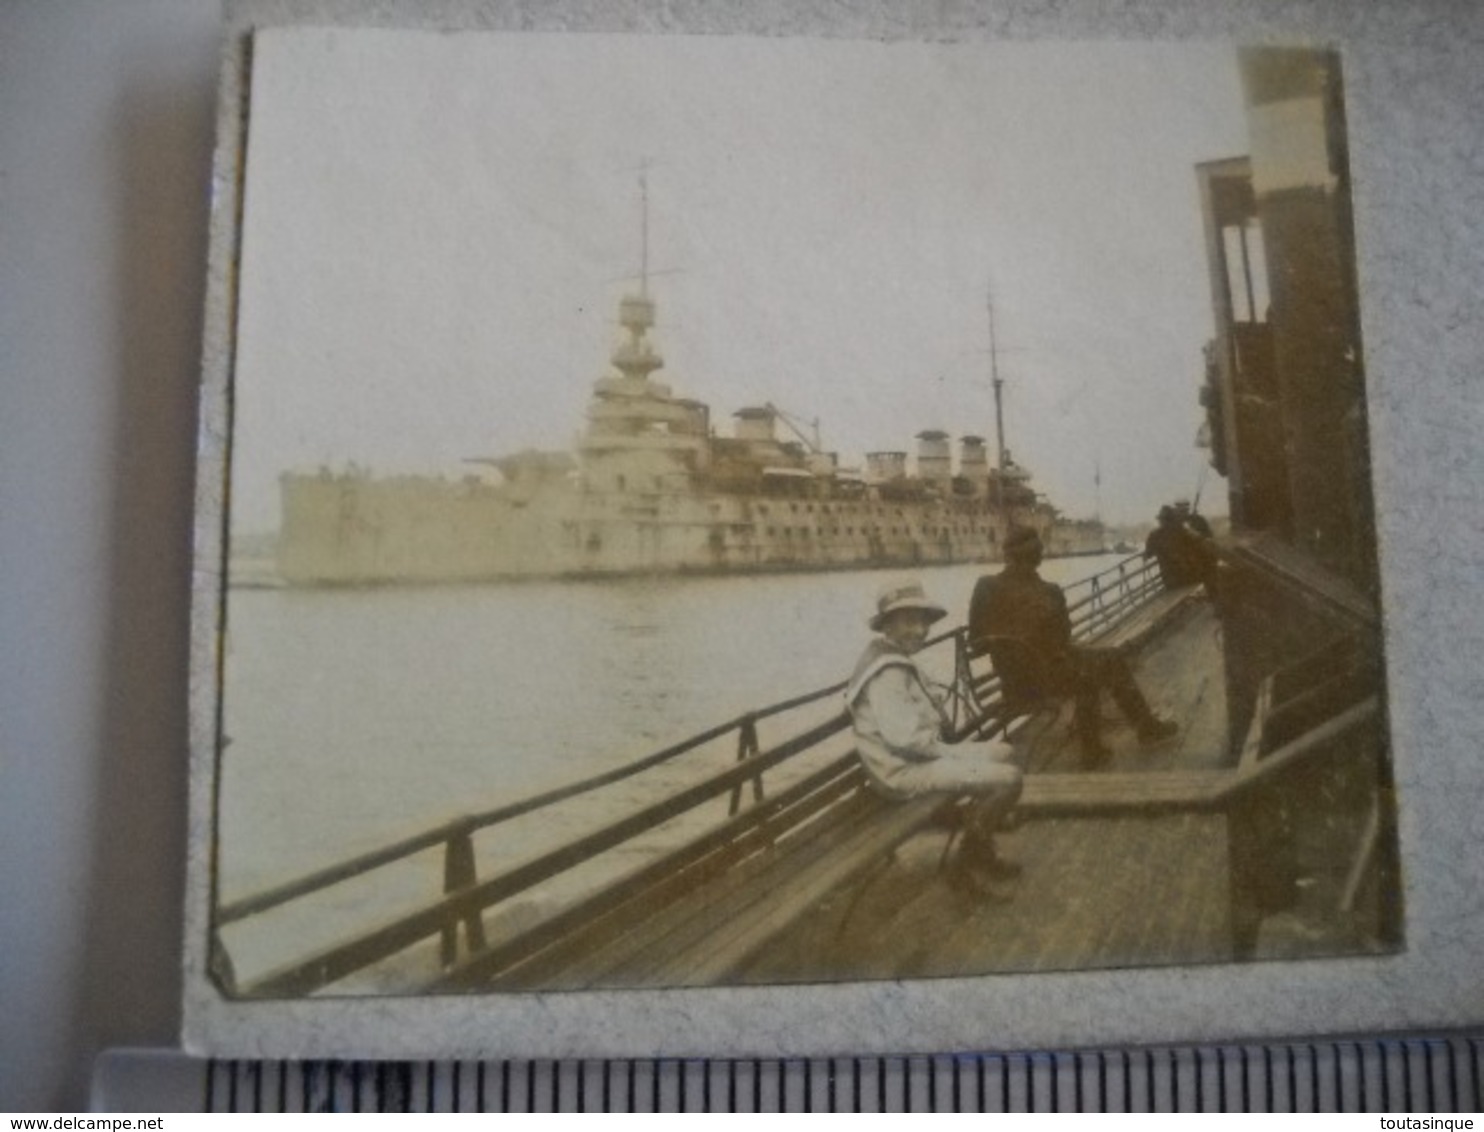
{"left": 1069, "top": 647, "right": 1160, "bottom": 750}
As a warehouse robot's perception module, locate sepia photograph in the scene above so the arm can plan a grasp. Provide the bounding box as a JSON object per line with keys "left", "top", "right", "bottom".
{"left": 206, "top": 28, "right": 1398, "bottom": 1001}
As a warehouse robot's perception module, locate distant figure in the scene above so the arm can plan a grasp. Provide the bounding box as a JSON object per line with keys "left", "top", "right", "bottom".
{"left": 845, "top": 579, "right": 1024, "bottom": 900}
{"left": 1175, "top": 499, "right": 1214, "bottom": 539}
{"left": 970, "top": 527, "right": 1178, "bottom": 769}
{"left": 1144, "top": 505, "right": 1208, "bottom": 589}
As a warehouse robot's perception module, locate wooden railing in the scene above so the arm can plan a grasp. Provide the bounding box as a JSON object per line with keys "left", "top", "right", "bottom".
{"left": 215, "top": 677, "right": 916, "bottom": 997}
{"left": 211, "top": 554, "right": 1183, "bottom": 998}
{"left": 215, "top": 682, "right": 850, "bottom": 931}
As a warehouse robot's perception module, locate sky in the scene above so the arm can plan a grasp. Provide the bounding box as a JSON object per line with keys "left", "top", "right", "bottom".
{"left": 232, "top": 29, "right": 1252, "bottom": 533}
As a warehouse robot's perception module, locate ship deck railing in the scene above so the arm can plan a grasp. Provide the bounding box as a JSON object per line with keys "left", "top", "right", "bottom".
{"left": 209, "top": 553, "right": 1379, "bottom": 995}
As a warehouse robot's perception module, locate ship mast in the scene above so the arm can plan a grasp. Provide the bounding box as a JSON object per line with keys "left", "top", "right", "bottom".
{"left": 988, "top": 285, "right": 1007, "bottom": 472}
{"left": 611, "top": 165, "right": 662, "bottom": 384}
{"left": 639, "top": 159, "right": 650, "bottom": 299}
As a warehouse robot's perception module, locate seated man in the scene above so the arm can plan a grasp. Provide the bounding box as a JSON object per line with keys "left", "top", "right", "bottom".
{"left": 970, "top": 527, "right": 1177, "bottom": 769}
{"left": 845, "top": 579, "right": 1025, "bottom": 901}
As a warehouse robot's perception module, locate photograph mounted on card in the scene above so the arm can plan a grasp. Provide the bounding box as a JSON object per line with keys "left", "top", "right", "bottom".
{"left": 185, "top": 15, "right": 1400, "bottom": 1058}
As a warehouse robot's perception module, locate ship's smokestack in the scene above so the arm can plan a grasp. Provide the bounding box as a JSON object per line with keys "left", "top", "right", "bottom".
{"left": 866, "top": 451, "right": 908, "bottom": 482}
{"left": 959, "top": 435, "right": 990, "bottom": 489}
{"left": 734, "top": 406, "right": 777, "bottom": 443}
{"left": 916, "top": 430, "right": 952, "bottom": 485}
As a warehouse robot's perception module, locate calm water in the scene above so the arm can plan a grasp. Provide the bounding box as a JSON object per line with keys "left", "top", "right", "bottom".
{"left": 218, "top": 555, "right": 1126, "bottom": 940}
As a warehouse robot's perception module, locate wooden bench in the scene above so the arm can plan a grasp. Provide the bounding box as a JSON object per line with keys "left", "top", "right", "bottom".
{"left": 431, "top": 754, "right": 961, "bottom": 991}
{"left": 433, "top": 735, "right": 1235, "bottom": 992}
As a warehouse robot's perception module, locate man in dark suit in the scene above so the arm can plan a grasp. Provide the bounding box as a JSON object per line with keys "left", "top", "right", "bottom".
{"left": 970, "top": 526, "right": 1177, "bottom": 768}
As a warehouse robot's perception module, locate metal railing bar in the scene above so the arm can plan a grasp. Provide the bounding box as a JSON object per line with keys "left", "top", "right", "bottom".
{"left": 1072, "top": 588, "right": 1144, "bottom": 626}
{"left": 240, "top": 711, "right": 854, "bottom": 997}
{"left": 1067, "top": 572, "right": 1162, "bottom": 624}
{"left": 1064, "top": 568, "right": 1156, "bottom": 618}
{"left": 431, "top": 754, "right": 864, "bottom": 991}
{"left": 1070, "top": 578, "right": 1178, "bottom": 640}
{"left": 1262, "top": 667, "right": 1372, "bottom": 748}
{"left": 751, "top": 680, "right": 849, "bottom": 721}
{"left": 221, "top": 679, "right": 862, "bottom": 927}
{"left": 1218, "top": 698, "right": 1379, "bottom": 803}
{"left": 457, "top": 714, "right": 746, "bottom": 830}
{"left": 219, "top": 816, "right": 477, "bottom": 925}
{"left": 1060, "top": 554, "right": 1147, "bottom": 597}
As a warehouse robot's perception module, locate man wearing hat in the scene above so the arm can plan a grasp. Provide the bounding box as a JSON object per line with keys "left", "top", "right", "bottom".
{"left": 846, "top": 578, "right": 1024, "bottom": 900}
{"left": 970, "top": 526, "right": 1177, "bottom": 768}
{"left": 1145, "top": 504, "right": 1208, "bottom": 589}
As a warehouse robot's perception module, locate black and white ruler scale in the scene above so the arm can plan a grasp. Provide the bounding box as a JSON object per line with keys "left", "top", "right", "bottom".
{"left": 93, "top": 1032, "right": 1483, "bottom": 1113}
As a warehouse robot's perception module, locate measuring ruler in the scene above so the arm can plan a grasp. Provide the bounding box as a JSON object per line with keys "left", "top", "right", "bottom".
{"left": 94, "top": 1033, "right": 1483, "bottom": 1112}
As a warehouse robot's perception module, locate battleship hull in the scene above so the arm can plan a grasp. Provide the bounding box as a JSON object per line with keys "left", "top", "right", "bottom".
{"left": 274, "top": 472, "right": 1102, "bottom": 585}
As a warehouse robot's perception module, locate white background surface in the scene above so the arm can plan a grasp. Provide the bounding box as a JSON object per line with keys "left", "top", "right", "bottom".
{"left": 3, "top": 0, "right": 1483, "bottom": 1113}
{"left": 1, "top": 0, "right": 220, "bottom": 1110}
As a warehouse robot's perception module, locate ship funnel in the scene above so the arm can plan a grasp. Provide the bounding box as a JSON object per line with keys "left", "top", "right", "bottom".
{"left": 916, "top": 430, "right": 952, "bottom": 484}
{"left": 866, "top": 451, "right": 908, "bottom": 482}
{"left": 734, "top": 406, "right": 778, "bottom": 443}
{"left": 959, "top": 435, "right": 990, "bottom": 486}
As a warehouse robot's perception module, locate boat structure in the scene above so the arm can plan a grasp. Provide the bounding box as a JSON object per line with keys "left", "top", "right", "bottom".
{"left": 211, "top": 47, "right": 1397, "bottom": 996}
{"left": 271, "top": 189, "right": 1101, "bottom": 586}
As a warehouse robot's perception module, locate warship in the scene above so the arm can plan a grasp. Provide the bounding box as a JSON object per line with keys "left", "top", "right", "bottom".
{"left": 273, "top": 190, "right": 1102, "bottom": 586}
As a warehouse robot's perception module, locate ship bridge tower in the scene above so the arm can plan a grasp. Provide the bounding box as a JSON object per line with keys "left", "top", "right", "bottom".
{"left": 579, "top": 170, "right": 707, "bottom": 494}
{"left": 610, "top": 291, "right": 664, "bottom": 385}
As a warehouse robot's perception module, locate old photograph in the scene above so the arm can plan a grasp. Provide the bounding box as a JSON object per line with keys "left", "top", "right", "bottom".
{"left": 208, "top": 29, "right": 1398, "bottom": 1000}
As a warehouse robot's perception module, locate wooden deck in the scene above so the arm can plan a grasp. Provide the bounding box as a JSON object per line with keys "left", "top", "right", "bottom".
{"left": 732, "top": 598, "right": 1239, "bottom": 984}
{"left": 532, "top": 597, "right": 1243, "bottom": 989}
{"left": 737, "top": 811, "right": 1233, "bottom": 984}
{"left": 734, "top": 595, "right": 1391, "bottom": 987}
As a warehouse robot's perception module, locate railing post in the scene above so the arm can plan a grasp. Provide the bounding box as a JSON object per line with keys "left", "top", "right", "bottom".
{"left": 208, "top": 932, "right": 240, "bottom": 998}
{"left": 441, "top": 828, "right": 487, "bottom": 967}
{"left": 951, "top": 627, "right": 973, "bottom": 731}
{"left": 729, "top": 714, "right": 763, "bottom": 815}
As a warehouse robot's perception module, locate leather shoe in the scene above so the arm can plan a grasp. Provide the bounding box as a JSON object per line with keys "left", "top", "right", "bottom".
{"left": 979, "top": 854, "right": 1023, "bottom": 881}
{"left": 1080, "top": 742, "right": 1113, "bottom": 770}
{"left": 948, "top": 857, "right": 1016, "bottom": 903}
{"left": 960, "top": 832, "right": 1022, "bottom": 878}
{"left": 1138, "top": 718, "right": 1179, "bottom": 748}
{"left": 961, "top": 834, "right": 1024, "bottom": 881}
